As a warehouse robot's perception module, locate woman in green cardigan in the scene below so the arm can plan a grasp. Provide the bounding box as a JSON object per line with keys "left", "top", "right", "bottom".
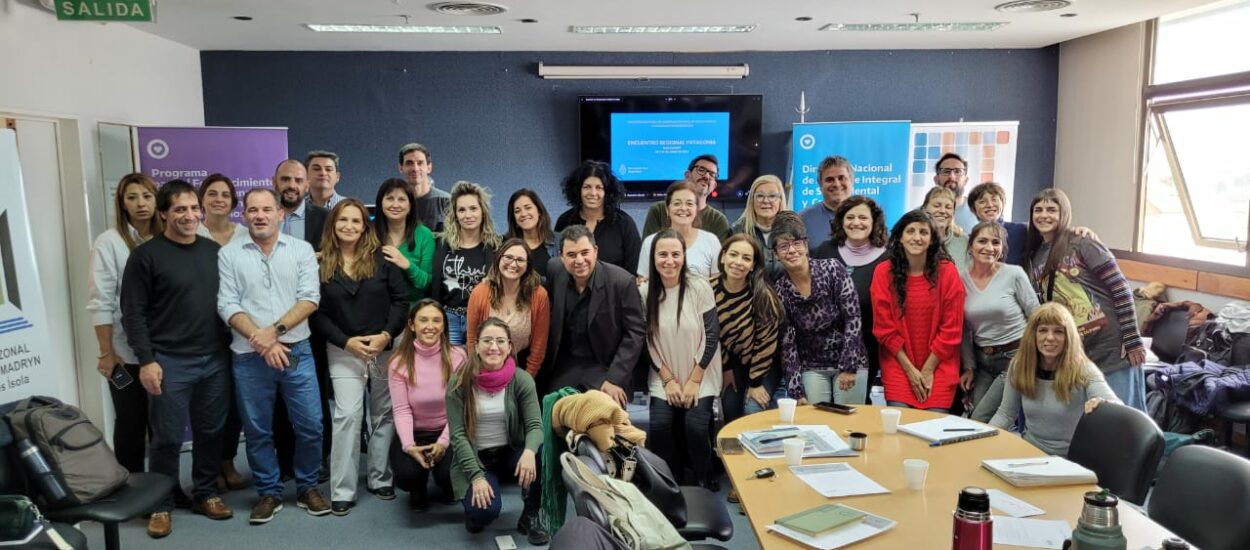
{"left": 374, "top": 178, "right": 435, "bottom": 300}
{"left": 446, "top": 317, "right": 547, "bottom": 545}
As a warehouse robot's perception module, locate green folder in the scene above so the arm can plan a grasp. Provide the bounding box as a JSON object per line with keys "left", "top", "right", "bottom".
{"left": 775, "top": 504, "right": 866, "bottom": 537}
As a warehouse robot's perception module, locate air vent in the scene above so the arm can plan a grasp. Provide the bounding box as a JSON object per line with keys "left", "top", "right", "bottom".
{"left": 994, "top": 0, "right": 1072, "bottom": 13}
{"left": 428, "top": 2, "right": 508, "bottom": 16}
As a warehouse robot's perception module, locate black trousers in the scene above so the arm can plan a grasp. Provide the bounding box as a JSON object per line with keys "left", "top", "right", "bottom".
{"left": 648, "top": 396, "right": 715, "bottom": 487}
{"left": 220, "top": 359, "right": 242, "bottom": 460}
{"left": 107, "top": 363, "right": 148, "bottom": 473}
{"left": 389, "top": 429, "right": 451, "bottom": 496}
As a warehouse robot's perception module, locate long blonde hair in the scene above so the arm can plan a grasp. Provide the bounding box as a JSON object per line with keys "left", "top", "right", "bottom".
{"left": 738, "top": 174, "right": 786, "bottom": 234}
{"left": 441, "top": 181, "right": 501, "bottom": 251}
{"left": 319, "top": 199, "right": 380, "bottom": 282}
{"left": 113, "top": 173, "right": 163, "bottom": 250}
{"left": 392, "top": 299, "right": 454, "bottom": 387}
{"left": 450, "top": 317, "right": 512, "bottom": 439}
{"left": 1007, "top": 303, "right": 1091, "bottom": 404}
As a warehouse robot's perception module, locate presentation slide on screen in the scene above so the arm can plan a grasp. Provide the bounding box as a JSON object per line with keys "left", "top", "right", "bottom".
{"left": 610, "top": 112, "right": 729, "bottom": 181}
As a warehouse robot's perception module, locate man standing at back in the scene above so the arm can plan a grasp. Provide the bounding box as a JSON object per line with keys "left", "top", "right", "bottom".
{"left": 641, "top": 154, "right": 730, "bottom": 241}
{"left": 274, "top": 159, "right": 329, "bottom": 250}
{"left": 306, "top": 150, "right": 347, "bottom": 210}
{"left": 218, "top": 188, "right": 330, "bottom": 524}
{"left": 543, "top": 225, "right": 645, "bottom": 407}
{"left": 933, "top": 152, "right": 978, "bottom": 232}
{"left": 398, "top": 142, "right": 450, "bottom": 231}
{"left": 121, "top": 180, "right": 232, "bottom": 538}
{"left": 799, "top": 155, "right": 854, "bottom": 244}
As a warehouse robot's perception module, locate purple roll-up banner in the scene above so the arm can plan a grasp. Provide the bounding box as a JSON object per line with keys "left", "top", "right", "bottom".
{"left": 136, "top": 126, "right": 288, "bottom": 222}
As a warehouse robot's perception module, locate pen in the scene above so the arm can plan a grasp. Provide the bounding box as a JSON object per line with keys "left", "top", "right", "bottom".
{"left": 759, "top": 434, "right": 799, "bottom": 445}
{"left": 943, "top": 428, "right": 977, "bottom": 432}
{"left": 1006, "top": 461, "right": 1049, "bottom": 467}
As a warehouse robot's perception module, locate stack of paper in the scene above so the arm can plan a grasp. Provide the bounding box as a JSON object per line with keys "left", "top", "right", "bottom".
{"left": 768, "top": 505, "right": 896, "bottom": 550}
{"left": 790, "top": 463, "right": 890, "bottom": 498}
{"left": 897, "top": 416, "right": 998, "bottom": 446}
{"left": 981, "top": 457, "right": 1098, "bottom": 487}
{"left": 739, "top": 425, "right": 856, "bottom": 459}
{"left": 992, "top": 517, "right": 1071, "bottom": 550}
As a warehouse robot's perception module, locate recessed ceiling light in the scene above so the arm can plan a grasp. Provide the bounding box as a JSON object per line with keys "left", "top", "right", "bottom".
{"left": 520, "top": 18, "right": 537, "bottom": 23}
{"left": 796, "top": 16, "right": 813, "bottom": 22}
{"left": 571, "top": 25, "right": 756, "bottom": 34}
{"left": 428, "top": 2, "right": 508, "bottom": 16}
{"left": 1060, "top": 13, "right": 1078, "bottom": 18}
{"left": 304, "top": 24, "right": 502, "bottom": 33}
{"left": 994, "top": 0, "right": 1071, "bottom": 13}
{"left": 820, "top": 22, "right": 1007, "bottom": 32}
{"left": 233, "top": 16, "right": 253, "bottom": 21}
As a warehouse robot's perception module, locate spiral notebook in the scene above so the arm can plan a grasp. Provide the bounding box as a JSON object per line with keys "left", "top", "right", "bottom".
{"left": 897, "top": 416, "right": 998, "bottom": 446}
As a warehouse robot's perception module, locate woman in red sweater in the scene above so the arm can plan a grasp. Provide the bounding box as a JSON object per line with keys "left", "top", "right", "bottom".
{"left": 870, "top": 209, "right": 966, "bottom": 412}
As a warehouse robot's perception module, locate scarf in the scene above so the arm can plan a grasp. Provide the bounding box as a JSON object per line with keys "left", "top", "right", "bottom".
{"left": 839, "top": 242, "right": 886, "bottom": 267}
{"left": 476, "top": 355, "right": 516, "bottom": 394}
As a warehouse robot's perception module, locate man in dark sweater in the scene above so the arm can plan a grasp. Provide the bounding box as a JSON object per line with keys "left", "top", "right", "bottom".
{"left": 121, "top": 180, "right": 233, "bottom": 538}
{"left": 398, "top": 142, "right": 450, "bottom": 232}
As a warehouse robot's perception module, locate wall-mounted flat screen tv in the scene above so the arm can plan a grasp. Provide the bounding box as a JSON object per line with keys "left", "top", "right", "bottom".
{"left": 578, "top": 94, "right": 763, "bottom": 200}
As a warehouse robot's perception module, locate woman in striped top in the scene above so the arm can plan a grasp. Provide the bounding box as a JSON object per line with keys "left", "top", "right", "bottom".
{"left": 715, "top": 234, "right": 784, "bottom": 423}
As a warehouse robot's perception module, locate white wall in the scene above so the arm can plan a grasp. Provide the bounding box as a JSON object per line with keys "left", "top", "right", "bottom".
{"left": 0, "top": 1, "right": 203, "bottom": 426}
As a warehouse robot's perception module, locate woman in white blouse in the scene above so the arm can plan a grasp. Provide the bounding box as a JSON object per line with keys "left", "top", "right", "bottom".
{"left": 638, "top": 181, "right": 721, "bottom": 280}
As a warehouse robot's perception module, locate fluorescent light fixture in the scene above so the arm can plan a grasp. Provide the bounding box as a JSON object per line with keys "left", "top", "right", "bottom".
{"left": 820, "top": 22, "right": 1007, "bottom": 32}
{"left": 571, "top": 25, "right": 756, "bottom": 34}
{"left": 304, "top": 24, "right": 501, "bottom": 33}
{"left": 538, "top": 63, "right": 749, "bottom": 80}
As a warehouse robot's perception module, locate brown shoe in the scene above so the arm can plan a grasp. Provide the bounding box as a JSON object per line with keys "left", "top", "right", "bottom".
{"left": 296, "top": 488, "right": 331, "bottom": 517}
{"left": 219, "top": 460, "right": 247, "bottom": 491}
{"left": 192, "top": 496, "right": 234, "bottom": 520}
{"left": 727, "top": 489, "right": 740, "bottom": 504}
{"left": 146, "top": 511, "right": 172, "bottom": 538}
{"left": 249, "top": 496, "right": 283, "bottom": 525}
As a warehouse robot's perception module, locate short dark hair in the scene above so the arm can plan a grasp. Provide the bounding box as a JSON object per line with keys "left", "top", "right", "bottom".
{"left": 967, "top": 181, "right": 1006, "bottom": 208}
{"left": 770, "top": 211, "right": 807, "bottom": 243}
{"left": 398, "top": 143, "right": 430, "bottom": 164}
{"left": 934, "top": 152, "right": 967, "bottom": 173}
{"left": 243, "top": 187, "right": 281, "bottom": 209}
{"left": 687, "top": 154, "right": 719, "bottom": 171}
{"left": 559, "top": 224, "right": 596, "bottom": 252}
{"left": 306, "top": 150, "right": 339, "bottom": 170}
{"left": 818, "top": 155, "right": 855, "bottom": 180}
{"left": 157, "top": 179, "right": 197, "bottom": 213}
{"left": 197, "top": 174, "right": 239, "bottom": 210}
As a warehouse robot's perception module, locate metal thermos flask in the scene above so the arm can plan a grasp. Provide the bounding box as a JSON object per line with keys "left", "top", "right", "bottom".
{"left": 16, "top": 438, "right": 72, "bottom": 506}
{"left": 952, "top": 486, "right": 993, "bottom": 550}
{"left": 1068, "top": 490, "right": 1127, "bottom": 550}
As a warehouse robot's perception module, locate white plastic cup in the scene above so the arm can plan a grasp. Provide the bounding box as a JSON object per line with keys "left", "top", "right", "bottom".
{"left": 777, "top": 398, "right": 798, "bottom": 423}
{"left": 903, "top": 459, "right": 929, "bottom": 490}
{"left": 881, "top": 408, "right": 901, "bottom": 434}
{"left": 783, "top": 438, "right": 805, "bottom": 466}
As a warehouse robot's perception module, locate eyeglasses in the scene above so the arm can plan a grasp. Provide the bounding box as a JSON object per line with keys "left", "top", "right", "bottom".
{"left": 774, "top": 238, "right": 808, "bottom": 254}
{"left": 500, "top": 254, "right": 527, "bottom": 266}
{"left": 754, "top": 193, "right": 782, "bottom": 203}
{"left": 479, "top": 337, "right": 511, "bottom": 348}
{"left": 938, "top": 168, "right": 967, "bottom": 176}
{"left": 692, "top": 166, "right": 719, "bottom": 179}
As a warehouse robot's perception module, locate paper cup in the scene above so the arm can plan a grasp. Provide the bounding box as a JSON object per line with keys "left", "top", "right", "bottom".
{"left": 903, "top": 459, "right": 929, "bottom": 490}
{"left": 777, "top": 398, "right": 797, "bottom": 423}
{"left": 783, "top": 438, "right": 805, "bottom": 466}
{"left": 880, "top": 408, "right": 901, "bottom": 434}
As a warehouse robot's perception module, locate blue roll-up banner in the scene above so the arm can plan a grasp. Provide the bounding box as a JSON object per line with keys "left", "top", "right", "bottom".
{"left": 791, "top": 121, "right": 912, "bottom": 227}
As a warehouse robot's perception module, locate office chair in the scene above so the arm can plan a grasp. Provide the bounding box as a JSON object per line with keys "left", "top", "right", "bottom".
{"left": 1149, "top": 445, "right": 1250, "bottom": 550}
{"left": 1067, "top": 402, "right": 1164, "bottom": 505}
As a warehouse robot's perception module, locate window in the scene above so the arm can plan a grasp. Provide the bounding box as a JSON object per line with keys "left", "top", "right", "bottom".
{"left": 1139, "top": 1, "right": 1250, "bottom": 268}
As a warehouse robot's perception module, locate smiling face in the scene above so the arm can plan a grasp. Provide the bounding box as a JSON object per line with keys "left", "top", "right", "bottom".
{"left": 244, "top": 191, "right": 284, "bottom": 241}
{"left": 1031, "top": 199, "right": 1061, "bottom": 237}
{"left": 774, "top": 235, "right": 809, "bottom": 271}
{"left": 512, "top": 195, "right": 539, "bottom": 232}
{"left": 720, "top": 240, "right": 755, "bottom": 284}
{"left": 819, "top": 165, "right": 853, "bottom": 209}
{"left": 399, "top": 150, "right": 432, "bottom": 190}
{"left": 476, "top": 324, "right": 512, "bottom": 371}
{"left": 334, "top": 204, "right": 366, "bottom": 248}
{"left": 122, "top": 182, "right": 156, "bottom": 224}
{"left": 161, "top": 191, "right": 202, "bottom": 242}
{"left": 201, "top": 180, "right": 234, "bottom": 218}
{"left": 273, "top": 162, "right": 308, "bottom": 210}
{"left": 1036, "top": 323, "right": 1067, "bottom": 366}
{"left": 901, "top": 222, "right": 932, "bottom": 259}
{"left": 667, "top": 189, "right": 698, "bottom": 228}
{"left": 411, "top": 304, "right": 445, "bottom": 347}
{"left": 653, "top": 237, "right": 685, "bottom": 285}
{"left": 842, "top": 204, "right": 874, "bottom": 246}
{"left": 934, "top": 157, "right": 968, "bottom": 198}
{"left": 454, "top": 194, "right": 482, "bottom": 233}
{"left": 498, "top": 244, "right": 529, "bottom": 283}
{"left": 925, "top": 195, "right": 955, "bottom": 232}
{"left": 685, "top": 159, "right": 718, "bottom": 201}
{"left": 752, "top": 181, "right": 782, "bottom": 222}
{"left": 974, "top": 192, "right": 1004, "bottom": 222}
{"left": 580, "top": 177, "right": 605, "bottom": 211}
{"left": 561, "top": 236, "right": 598, "bottom": 281}
{"left": 970, "top": 229, "right": 1004, "bottom": 266}
{"left": 381, "top": 188, "right": 411, "bottom": 223}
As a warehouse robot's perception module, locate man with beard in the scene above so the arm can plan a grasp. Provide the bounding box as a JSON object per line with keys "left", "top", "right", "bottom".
{"left": 933, "top": 152, "right": 979, "bottom": 233}
{"left": 641, "top": 154, "right": 730, "bottom": 242}
{"left": 274, "top": 160, "right": 329, "bottom": 251}
{"left": 799, "top": 155, "right": 854, "bottom": 243}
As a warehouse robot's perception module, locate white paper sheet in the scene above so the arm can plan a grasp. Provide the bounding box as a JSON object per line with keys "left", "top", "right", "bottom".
{"left": 789, "top": 463, "right": 890, "bottom": 498}
{"left": 991, "top": 516, "right": 1071, "bottom": 549}
{"left": 986, "top": 489, "right": 1046, "bottom": 518}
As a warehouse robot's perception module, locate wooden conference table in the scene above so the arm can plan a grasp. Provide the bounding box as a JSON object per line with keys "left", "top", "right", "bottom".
{"left": 718, "top": 405, "right": 1177, "bottom": 549}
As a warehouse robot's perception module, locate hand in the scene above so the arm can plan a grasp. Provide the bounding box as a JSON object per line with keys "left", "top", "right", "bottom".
{"left": 746, "top": 386, "right": 771, "bottom": 409}
{"left": 635, "top": 276, "right": 648, "bottom": 287}
{"left": 249, "top": 325, "right": 279, "bottom": 354}
{"left": 470, "top": 478, "right": 494, "bottom": 510}
{"left": 837, "top": 371, "right": 857, "bottom": 391}
{"left": 1084, "top": 397, "right": 1107, "bottom": 414}
{"left": 904, "top": 367, "right": 928, "bottom": 403}
{"left": 920, "top": 367, "right": 935, "bottom": 392}
{"left": 96, "top": 351, "right": 120, "bottom": 379}
{"left": 345, "top": 336, "right": 373, "bottom": 360}
{"left": 262, "top": 343, "right": 291, "bottom": 371}
{"left": 426, "top": 441, "right": 446, "bottom": 464}
{"left": 381, "top": 245, "right": 411, "bottom": 271}
{"left": 663, "top": 379, "right": 684, "bottom": 407}
{"left": 406, "top": 445, "right": 430, "bottom": 469}
{"left": 1071, "top": 226, "right": 1100, "bottom": 241}
{"left": 797, "top": 397, "right": 809, "bottom": 406}
{"left": 682, "top": 379, "right": 701, "bottom": 408}
{"left": 1124, "top": 346, "right": 1146, "bottom": 367}
{"left": 514, "top": 449, "right": 537, "bottom": 489}
{"left": 139, "top": 362, "right": 163, "bottom": 395}
{"left": 364, "top": 333, "right": 390, "bottom": 355}
{"left": 600, "top": 381, "right": 628, "bottom": 408}
{"left": 959, "top": 369, "right": 975, "bottom": 391}
{"left": 722, "top": 370, "right": 736, "bottom": 392}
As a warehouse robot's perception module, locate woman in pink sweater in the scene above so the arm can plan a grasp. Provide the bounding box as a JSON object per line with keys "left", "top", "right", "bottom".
{"left": 388, "top": 299, "right": 467, "bottom": 512}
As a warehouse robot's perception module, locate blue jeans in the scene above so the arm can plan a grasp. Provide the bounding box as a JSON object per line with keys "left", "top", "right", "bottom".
{"left": 1104, "top": 366, "right": 1147, "bottom": 413}
{"left": 721, "top": 355, "right": 779, "bottom": 422}
{"left": 462, "top": 445, "right": 542, "bottom": 531}
{"left": 447, "top": 310, "right": 467, "bottom": 346}
{"left": 147, "top": 351, "right": 229, "bottom": 511}
{"left": 233, "top": 339, "right": 324, "bottom": 496}
{"left": 802, "top": 369, "right": 869, "bottom": 405}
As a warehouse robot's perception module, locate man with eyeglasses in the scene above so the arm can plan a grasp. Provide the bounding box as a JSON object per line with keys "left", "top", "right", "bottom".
{"left": 933, "top": 153, "right": 979, "bottom": 232}
{"left": 218, "top": 188, "right": 331, "bottom": 524}
{"left": 800, "top": 155, "right": 855, "bottom": 243}
{"left": 641, "top": 155, "right": 731, "bottom": 242}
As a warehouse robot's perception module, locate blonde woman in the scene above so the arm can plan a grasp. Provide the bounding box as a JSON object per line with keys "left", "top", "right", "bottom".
{"left": 433, "top": 181, "right": 502, "bottom": 345}
{"left": 989, "top": 303, "right": 1121, "bottom": 456}
{"left": 732, "top": 174, "right": 787, "bottom": 281}
{"left": 924, "top": 186, "right": 969, "bottom": 272}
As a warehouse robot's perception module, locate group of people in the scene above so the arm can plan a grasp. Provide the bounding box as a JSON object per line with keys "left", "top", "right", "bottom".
{"left": 86, "top": 144, "right": 1145, "bottom": 544}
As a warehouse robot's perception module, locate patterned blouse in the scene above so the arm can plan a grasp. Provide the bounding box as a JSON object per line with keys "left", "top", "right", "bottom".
{"left": 775, "top": 258, "right": 869, "bottom": 400}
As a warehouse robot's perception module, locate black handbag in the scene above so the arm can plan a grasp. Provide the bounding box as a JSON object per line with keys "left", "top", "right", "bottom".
{"left": 605, "top": 435, "right": 686, "bottom": 526}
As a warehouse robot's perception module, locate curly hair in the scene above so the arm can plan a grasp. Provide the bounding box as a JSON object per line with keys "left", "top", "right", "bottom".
{"left": 829, "top": 195, "right": 887, "bottom": 248}
{"left": 886, "top": 209, "right": 951, "bottom": 309}
{"left": 560, "top": 160, "right": 623, "bottom": 212}
{"left": 441, "top": 181, "right": 501, "bottom": 250}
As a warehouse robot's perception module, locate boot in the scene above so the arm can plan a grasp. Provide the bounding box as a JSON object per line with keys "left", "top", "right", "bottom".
{"left": 218, "top": 459, "right": 247, "bottom": 491}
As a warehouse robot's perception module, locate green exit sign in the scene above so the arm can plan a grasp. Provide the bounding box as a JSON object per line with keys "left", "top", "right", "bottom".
{"left": 56, "top": 0, "right": 154, "bottom": 22}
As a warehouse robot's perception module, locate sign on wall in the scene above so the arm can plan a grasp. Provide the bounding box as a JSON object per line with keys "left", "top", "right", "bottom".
{"left": 790, "top": 121, "right": 911, "bottom": 227}
{"left": 906, "top": 122, "right": 1020, "bottom": 220}
{"left": 0, "top": 130, "right": 58, "bottom": 401}
{"left": 55, "top": 0, "right": 153, "bottom": 22}
{"left": 135, "top": 127, "right": 288, "bottom": 221}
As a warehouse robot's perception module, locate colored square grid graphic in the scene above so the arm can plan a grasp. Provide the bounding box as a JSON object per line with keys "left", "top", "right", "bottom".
{"left": 905, "top": 122, "right": 1018, "bottom": 218}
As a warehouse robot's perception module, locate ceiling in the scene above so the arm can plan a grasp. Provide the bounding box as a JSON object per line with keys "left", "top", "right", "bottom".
{"left": 115, "top": 0, "right": 1216, "bottom": 51}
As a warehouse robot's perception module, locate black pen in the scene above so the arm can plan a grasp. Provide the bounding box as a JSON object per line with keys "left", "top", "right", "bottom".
{"left": 943, "top": 428, "right": 977, "bottom": 432}
{"left": 759, "top": 434, "right": 799, "bottom": 445}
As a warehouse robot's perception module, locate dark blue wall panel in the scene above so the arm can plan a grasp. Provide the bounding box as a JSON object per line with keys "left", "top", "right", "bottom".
{"left": 201, "top": 49, "right": 1058, "bottom": 227}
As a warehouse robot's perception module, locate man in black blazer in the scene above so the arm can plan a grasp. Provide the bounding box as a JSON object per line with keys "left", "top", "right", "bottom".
{"left": 273, "top": 159, "right": 329, "bottom": 250}
{"left": 543, "top": 224, "right": 645, "bottom": 407}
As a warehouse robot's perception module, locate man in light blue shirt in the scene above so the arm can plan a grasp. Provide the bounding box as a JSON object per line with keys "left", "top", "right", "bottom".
{"left": 799, "top": 155, "right": 854, "bottom": 244}
{"left": 274, "top": 159, "right": 329, "bottom": 250}
{"left": 218, "top": 187, "right": 330, "bottom": 523}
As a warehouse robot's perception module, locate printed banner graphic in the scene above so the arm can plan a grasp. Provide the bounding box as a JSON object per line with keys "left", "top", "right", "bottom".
{"left": 906, "top": 122, "right": 1019, "bottom": 219}
{"left": 136, "top": 127, "right": 288, "bottom": 221}
{"left": 0, "top": 130, "right": 58, "bottom": 400}
{"left": 791, "top": 121, "right": 911, "bottom": 227}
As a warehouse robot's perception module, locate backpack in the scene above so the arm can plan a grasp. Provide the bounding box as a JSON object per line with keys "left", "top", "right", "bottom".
{"left": 5, "top": 396, "right": 128, "bottom": 506}
{"left": 560, "top": 452, "right": 690, "bottom": 550}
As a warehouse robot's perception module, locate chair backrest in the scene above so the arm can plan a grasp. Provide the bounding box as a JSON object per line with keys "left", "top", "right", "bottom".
{"left": 562, "top": 455, "right": 608, "bottom": 528}
{"left": 1148, "top": 445, "right": 1250, "bottom": 550}
{"left": 1067, "top": 402, "right": 1165, "bottom": 505}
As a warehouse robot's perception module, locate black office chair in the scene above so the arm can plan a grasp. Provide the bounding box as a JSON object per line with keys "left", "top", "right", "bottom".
{"left": 1148, "top": 445, "right": 1250, "bottom": 550}
{"left": 1067, "top": 402, "right": 1164, "bottom": 505}
{"left": 1219, "top": 400, "right": 1250, "bottom": 457}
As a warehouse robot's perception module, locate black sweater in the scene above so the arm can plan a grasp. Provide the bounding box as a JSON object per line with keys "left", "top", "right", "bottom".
{"left": 309, "top": 251, "right": 409, "bottom": 349}
{"left": 121, "top": 234, "right": 227, "bottom": 365}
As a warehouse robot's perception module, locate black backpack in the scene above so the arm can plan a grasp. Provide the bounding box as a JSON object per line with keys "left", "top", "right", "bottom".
{"left": 5, "top": 396, "right": 128, "bottom": 506}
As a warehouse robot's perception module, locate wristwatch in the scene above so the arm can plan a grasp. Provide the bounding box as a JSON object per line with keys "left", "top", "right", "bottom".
{"left": 274, "top": 322, "right": 288, "bottom": 336}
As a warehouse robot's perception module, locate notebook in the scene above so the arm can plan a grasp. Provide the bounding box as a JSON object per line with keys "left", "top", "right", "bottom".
{"left": 897, "top": 416, "right": 998, "bottom": 446}
{"left": 981, "top": 457, "right": 1098, "bottom": 487}
{"left": 776, "top": 504, "right": 866, "bottom": 538}
{"left": 768, "top": 505, "right": 896, "bottom": 550}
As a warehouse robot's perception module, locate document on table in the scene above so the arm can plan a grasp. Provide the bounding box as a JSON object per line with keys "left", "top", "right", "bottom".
{"left": 740, "top": 425, "right": 856, "bottom": 459}
{"left": 767, "top": 505, "right": 896, "bottom": 550}
{"left": 789, "top": 463, "right": 890, "bottom": 498}
{"left": 986, "top": 489, "right": 1045, "bottom": 517}
{"left": 992, "top": 516, "right": 1071, "bottom": 549}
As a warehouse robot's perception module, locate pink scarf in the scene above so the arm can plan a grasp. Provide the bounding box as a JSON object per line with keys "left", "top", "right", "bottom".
{"left": 475, "top": 356, "right": 516, "bottom": 394}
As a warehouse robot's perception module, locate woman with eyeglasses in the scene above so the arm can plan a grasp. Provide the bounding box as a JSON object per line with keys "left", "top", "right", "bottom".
{"left": 637, "top": 181, "right": 722, "bottom": 280}
{"left": 641, "top": 229, "right": 722, "bottom": 489}
{"left": 505, "top": 189, "right": 558, "bottom": 280}
{"left": 553, "top": 160, "right": 641, "bottom": 274}
{"left": 308, "top": 198, "right": 410, "bottom": 515}
{"left": 433, "top": 181, "right": 501, "bottom": 345}
{"left": 771, "top": 211, "right": 868, "bottom": 405}
{"left": 466, "top": 238, "right": 550, "bottom": 378}
{"left": 732, "top": 174, "right": 787, "bottom": 281}
{"left": 871, "top": 209, "right": 966, "bottom": 412}
{"left": 924, "top": 186, "right": 970, "bottom": 272}
{"left": 446, "top": 318, "right": 547, "bottom": 545}
{"left": 374, "top": 178, "right": 436, "bottom": 301}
